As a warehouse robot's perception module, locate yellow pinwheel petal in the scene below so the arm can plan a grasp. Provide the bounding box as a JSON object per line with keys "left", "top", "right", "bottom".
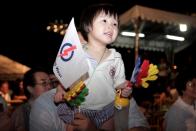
{"left": 142, "top": 81, "right": 149, "bottom": 88}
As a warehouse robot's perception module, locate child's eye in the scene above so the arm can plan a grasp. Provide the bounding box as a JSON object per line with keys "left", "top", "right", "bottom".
{"left": 103, "top": 19, "right": 107, "bottom": 23}
{"left": 113, "top": 23, "right": 118, "bottom": 26}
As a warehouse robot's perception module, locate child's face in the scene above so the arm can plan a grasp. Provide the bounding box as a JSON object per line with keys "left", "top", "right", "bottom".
{"left": 88, "top": 11, "right": 119, "bottom": 45}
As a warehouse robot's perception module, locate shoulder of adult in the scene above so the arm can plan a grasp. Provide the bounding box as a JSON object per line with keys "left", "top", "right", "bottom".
{"left": 29, "top": 89, "right": 65, "bottom": 131}
{"left": 164, "top": 98, "right": 182, "bottom": 118}
{"left": 128, "top": 97, "right": 150, "bottom": 129}
{"left": 32, "top": 89, "right": 56, "bottom": 108}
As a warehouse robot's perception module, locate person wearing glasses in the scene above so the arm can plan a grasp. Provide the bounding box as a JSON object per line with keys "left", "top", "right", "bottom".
{"left": 163, "top": 69, "right": 196, "bottom": 131}
{"left": 10, "top": 68, "right": 52, "bottom": 131}
{"left": 49, "top": 73, "right": 61, "bottom": 89}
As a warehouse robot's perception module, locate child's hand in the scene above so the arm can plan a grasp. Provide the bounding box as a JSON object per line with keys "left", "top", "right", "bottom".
{"left": 54, "top": 91, "right": 64, "bottom": 103}
{"left": 54, "top": 85, "right": 66, "bottom": 103}
{"left": 121, "top": 80, "right": 132, "bottom": 98}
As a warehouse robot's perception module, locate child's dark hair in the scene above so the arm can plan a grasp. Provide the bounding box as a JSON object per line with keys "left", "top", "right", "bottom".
{"left": 79, "top": 3, "right": 119, "bottom": 41}
{"left": 175, "top": 69, "right": 196, "bottom": 96}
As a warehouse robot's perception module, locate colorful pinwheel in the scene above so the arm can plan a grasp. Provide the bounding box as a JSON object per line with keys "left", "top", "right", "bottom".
{"left": 130, "top": 56, "right": 159, "bottom": 88}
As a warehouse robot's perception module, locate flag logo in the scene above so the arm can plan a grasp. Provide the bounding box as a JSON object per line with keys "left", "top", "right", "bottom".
{"left": 59, "top": 43, "right": 77, "bottom": 61}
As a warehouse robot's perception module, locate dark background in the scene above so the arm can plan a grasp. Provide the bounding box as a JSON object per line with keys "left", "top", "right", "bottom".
{"left": 1, "top": 0, "right": 195, "bottom": 73}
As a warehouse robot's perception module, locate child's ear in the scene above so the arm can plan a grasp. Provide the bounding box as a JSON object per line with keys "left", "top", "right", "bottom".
{"left": 84, "top": 25, "right": 91, "bottom": 33}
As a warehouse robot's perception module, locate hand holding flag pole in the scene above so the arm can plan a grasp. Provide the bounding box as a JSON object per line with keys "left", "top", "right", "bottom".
{"left": 115, "top": 56, "right": 159, "bottom": 109}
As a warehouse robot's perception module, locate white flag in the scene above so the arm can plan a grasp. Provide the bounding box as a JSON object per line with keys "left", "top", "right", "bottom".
{"left": 53, "top": 18, "right": 89, "bottom": 89}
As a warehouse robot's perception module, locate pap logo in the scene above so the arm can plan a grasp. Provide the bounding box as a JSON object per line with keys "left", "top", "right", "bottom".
{"left": 59, "top": 43, "right": 77, "bottom": 61}
{"left": 109, "top": 66, "right": 116, "bottom": 79}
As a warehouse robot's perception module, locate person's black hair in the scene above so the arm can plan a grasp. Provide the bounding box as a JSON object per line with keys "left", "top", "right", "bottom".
{"left": 23, "top": 67, "right": 47, "bottom": 99}
{"left": 175, "top": 68, "right": 196, "bottom": 96}
{"left": 79, "top": 3, "right": 119, "bottom": 41}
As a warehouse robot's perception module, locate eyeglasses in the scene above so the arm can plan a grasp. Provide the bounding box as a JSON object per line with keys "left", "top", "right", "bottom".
{"left": 35, "top": 80, "right": 51, "bottom": 87}
{"left": 51, "top": 80, "right": 60, "bottom": 84}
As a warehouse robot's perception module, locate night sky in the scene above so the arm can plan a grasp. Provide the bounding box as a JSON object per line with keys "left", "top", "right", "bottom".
{"left": 1, "top": 0, "right": 196, "bottom": 72}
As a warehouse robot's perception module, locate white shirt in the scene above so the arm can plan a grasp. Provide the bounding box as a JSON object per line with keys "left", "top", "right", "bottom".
{"left": 30, "top": 89, "right": 65, "bottom": 131}
{"left": 115, "top": 98, "right": 150, "bottom": 130}
{"left": 164, "top": 97, "right": 196, "bottom": 131}
{"left": 81, "top": 48, "right": 126, "bottom": 110}
{"left": 128, "top": 98, "right": 150, "bottom": 129}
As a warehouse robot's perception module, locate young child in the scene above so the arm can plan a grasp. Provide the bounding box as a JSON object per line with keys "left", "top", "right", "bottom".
{"left": 54, "top": 3, "right": 132, "bottom": 130}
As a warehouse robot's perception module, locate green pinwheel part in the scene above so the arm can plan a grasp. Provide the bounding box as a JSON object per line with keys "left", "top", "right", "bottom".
{"left": 79, "top": 87, "right": 89, "bottom": 97}
{"left": 68, "top": 101, "right": 75, "bottom": 107}
{"left": 68, "top": 98, "right": 80, "bottom": 106}
{"left": 73, "top": 98, "right": 81, "bottom": 105}
{"left": 75, "top": 96, "right": 85, "bottom": 103}
{"left": 68, "top": 87, "right": 89, "bottom": 107}
{"left": 68, "top": 96, "right": 84, "bottom": 106}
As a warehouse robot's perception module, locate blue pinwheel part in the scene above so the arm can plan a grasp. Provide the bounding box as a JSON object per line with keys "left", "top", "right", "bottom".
{"left": 130, "top": 56, "right": 141, "bottom": 83}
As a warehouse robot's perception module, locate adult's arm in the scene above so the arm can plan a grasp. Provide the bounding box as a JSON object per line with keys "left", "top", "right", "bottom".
{"left": 29, "top": 91, "right": 65, "bottom": 131}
